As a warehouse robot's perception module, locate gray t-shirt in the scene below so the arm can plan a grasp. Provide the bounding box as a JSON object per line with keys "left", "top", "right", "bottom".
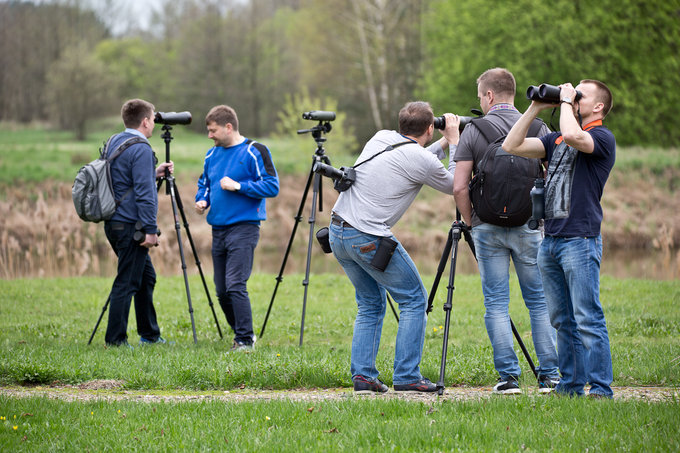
{"left": 454, "top": 108, "right": 550, "bottom": 226}
{"left": 332, "top": 130, "right": 454, "bottom": 237}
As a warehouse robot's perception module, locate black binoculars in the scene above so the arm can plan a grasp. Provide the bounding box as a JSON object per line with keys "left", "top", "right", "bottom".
{"left": 526, "top": 84, "right": 582, "bottom": 103}
{"left": 433, "top": 115, "right": 475, "bottom": 132}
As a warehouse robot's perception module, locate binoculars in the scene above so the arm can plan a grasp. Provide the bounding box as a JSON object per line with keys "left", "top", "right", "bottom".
{"left": 526, "top": 84, "right": 582, "bottom": 103}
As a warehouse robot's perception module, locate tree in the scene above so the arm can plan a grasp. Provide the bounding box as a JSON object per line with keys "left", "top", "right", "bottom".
{"left": 421, "top": 0, "right": 680, "bottom": 147}
{"left": 45, "top": 45, "right": 120, "bottom": 140}
{"left": 0, "top": 1, "right": 109, "bottom": 123}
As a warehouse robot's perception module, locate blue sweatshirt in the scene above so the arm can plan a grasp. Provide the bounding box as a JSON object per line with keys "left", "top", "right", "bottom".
{"left": 107, "top": 131, "right": 158, "bottom": 233}
{"left": 195, "top": 138, "right": 279, "bottom": 227}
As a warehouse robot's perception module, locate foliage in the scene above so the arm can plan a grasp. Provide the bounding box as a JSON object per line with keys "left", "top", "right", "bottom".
{"left": 0, "top": 1, "right": 109, "bottom": 122}
{"left": 421, "top": 0, "right": 680, "bottom": 147}
{"left": 272, "top": 88, "right": 359, "bottom": 155}
{"left": 45, "top": 45, "right": 120, "bottom": 140}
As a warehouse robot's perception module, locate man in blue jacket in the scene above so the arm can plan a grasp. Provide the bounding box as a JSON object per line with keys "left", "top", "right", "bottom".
{"left": 105, "top": 98, "right": 173, "bottom": 348}
{"left": 195, "top": 105, "right": 280, "bottom": 351}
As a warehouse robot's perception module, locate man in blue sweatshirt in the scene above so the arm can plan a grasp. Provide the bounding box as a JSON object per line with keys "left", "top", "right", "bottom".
{"left": 195, "top": 105, "right": 280, "bottom": 351}
{"left": 105, "top": 98, "right": 173, "bottom": 348}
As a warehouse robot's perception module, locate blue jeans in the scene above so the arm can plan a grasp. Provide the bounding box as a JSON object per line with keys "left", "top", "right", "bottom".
{"left": 538, "top": 235, "right": 613, "bottom": 397}
{"left": 104, "top": 221, "right": 160, "bottom": 345}
{"left": 470, "top": 223, "right": 558, "bottom": 380}
{"left": 212, "top": 224, "right": 260, "bottom": 344}
{"left": 329, "top": 222, "right": 428, "bottom": 385}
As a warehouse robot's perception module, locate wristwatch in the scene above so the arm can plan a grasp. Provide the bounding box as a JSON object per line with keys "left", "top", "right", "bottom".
{"left": 561, "top": 96, "right": 573, "bottom": 105}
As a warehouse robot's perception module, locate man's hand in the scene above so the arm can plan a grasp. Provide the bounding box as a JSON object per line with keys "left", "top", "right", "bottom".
{"left": 195, "top": 200, "right": 208, "bottom": 214}
{"left": 156, "top": 161, "right": 174, "bottom": 178}
{"left": 220, "top": 176, "right": 241, "bottom": 191}
{"left": 559, "top": 83, "right": 578, "bottom": 102}
{"left": 441, "top": 113, "right": 461, "bottom": 146}
{"left": 140, "top": 233, "right": 159, "bottom": 248}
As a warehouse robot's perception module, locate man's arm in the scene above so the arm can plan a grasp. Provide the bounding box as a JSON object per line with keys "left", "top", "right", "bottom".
{"left": 239, "top": 144, "right": 280, "bottom": 198}
{"left": 502, "top": 103, "right": 549, "bottom": 158}
{"left": 453, "top": 160, "right": 474, "bottom": 226}
{"left": 559, "top": 83, "right": 596, "bottom": 153}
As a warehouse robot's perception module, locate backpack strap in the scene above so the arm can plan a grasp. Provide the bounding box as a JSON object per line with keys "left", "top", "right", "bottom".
{"left": 469, "top": 117, "right": 545, "bottom": 176}
{"left": 470, "top": 117, "right": 545, "bottom": 146}
{"left": 103, "top": 135, "right": 149, "bottom": 204}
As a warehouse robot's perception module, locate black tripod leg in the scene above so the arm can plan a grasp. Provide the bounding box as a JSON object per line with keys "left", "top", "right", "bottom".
{"left": 166, "top": 176, "right": 198, "bottom": 344}
{"left": 88, "top": 294, "right": 110, "bottom": 345}
{"left": 386, "top": 293, "right": 399, "bottom": 323}
{"left": 511, "top": 319, "right": 538, "bottom": 378}
{"left": 260, "top": 160, "right": 315, "bottom": 339}
{"left": 436, "top": 225, "right": 459, "bottom": 395}
{"left": 299, "top": 172, "right": 322, "bottom": 346}
{"left": 427, "top": 228, "right": 454, "bottom": 314}
{"left": 172, "top": 184, "right": 223, "bottom": 339}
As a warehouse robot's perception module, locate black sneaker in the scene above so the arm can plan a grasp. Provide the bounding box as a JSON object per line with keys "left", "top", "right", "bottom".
{"left": 393, "top": 378, "right": 437, "bottom": 392}
{"left": 106, "top": 341, "right": 134, "bottom": 351}
{"left": 538, "top": 375, "right": 560, "bottom": 393}
{"left": 139, "top": 336, "right": 174, "bottom": 346}
{"left": 493, "top": 376, "right": 521, "bottom": 395}
{"left": 352, "top": 375, "right": 388, "bottom": 394}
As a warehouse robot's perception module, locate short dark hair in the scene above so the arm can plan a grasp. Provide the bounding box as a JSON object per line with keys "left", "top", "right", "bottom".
{"left": 477, "top": 68, "right": 516, "bottom": 98}
{"left": 121, "top": 99, "right": 154, "bottom": 128}
{"left": 580, "top": 79, "right": 613, "bottom": 118}
{"left": 398, "top": 101, "right": 434, "bottom": 136}
{"left": 205, "top": 105, "right": 239, "bottom": 130}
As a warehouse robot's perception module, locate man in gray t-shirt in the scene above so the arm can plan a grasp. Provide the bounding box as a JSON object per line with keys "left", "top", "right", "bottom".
{"left": 329, "top": 101, "right": 460, "bottom": 394}
{"left": 453, "top": 68, "right": 559, "bottom": 395}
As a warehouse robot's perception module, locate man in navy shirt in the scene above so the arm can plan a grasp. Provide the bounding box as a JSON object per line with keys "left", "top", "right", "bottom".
{"left": 105, "top": 98, "right": 173, "bottom": 348}
{"left": 503, "top": 80, "right": 616, "bottom": 398}
{"left": 195, "top": 105, "right": 279, "bottom": 351}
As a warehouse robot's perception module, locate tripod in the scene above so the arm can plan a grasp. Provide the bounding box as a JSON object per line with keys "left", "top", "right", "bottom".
{"left": 427, "top": 212, "right": 537, "bottom": 395}
{"left": 88, "top": 124, "right": 223, "bottom": 345}
{"left": 259, "top": 121, "right": 399, "bottom": 345}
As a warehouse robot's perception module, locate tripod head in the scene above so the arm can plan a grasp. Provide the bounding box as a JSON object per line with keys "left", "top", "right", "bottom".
{"left": 298, "top": 110, "right": 335, "bottom": 156}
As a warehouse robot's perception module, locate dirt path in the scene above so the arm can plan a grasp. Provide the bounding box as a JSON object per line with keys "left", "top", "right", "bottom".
{"left": 2, "top": 382, "right": 678, "bottom": 404}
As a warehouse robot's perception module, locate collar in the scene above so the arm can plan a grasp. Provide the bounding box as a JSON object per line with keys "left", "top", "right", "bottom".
{"left": 124, "top": 128, "right": 147, "bottom": 139}
{"left": 582, "top": 119, "right": 603, "bottom": 131}
{"left": 555, "top": 120, "right": 603, "bottom": 145}
{"left": 487, "top": 103, "right": 518, "bottom": 114}
{"left": 398, "top": 133, "right": 418, "bottom": 144}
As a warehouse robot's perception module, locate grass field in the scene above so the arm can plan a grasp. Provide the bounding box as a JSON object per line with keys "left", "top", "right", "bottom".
{"left": 1, "top": 274, "right": 679, "bottom": 450}
{"left": 1, "top": 123, "right": 679, "bottom": 450}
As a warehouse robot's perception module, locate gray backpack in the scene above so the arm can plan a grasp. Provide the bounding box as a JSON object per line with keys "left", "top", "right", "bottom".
{"left": 72, "top": 135, "right": 146, "bottom": 222}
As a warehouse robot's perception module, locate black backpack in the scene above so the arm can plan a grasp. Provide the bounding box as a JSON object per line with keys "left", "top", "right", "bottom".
{"left": 468, "top": 118, "right": 544, "bottom": 227}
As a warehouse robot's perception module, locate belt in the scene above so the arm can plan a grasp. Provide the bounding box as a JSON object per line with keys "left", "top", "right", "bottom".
{"left": 331, "top": 216, "right": 355, "bottom": 229}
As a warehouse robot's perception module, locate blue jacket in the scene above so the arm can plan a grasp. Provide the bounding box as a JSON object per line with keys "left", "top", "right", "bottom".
{"left": 107, "top": 131, "right": 158, "bottom": 233}
{"left": 195, "top": 138, "right": 279, "bottom": 226}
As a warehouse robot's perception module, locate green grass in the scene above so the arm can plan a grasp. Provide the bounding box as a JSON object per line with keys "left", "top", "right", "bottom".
{"left": 0, "top": 274, "right": 678, "bottom": 389}
{"left": 1, "top": 396, "right": 678, "bottom": 451}
{"left": 1, "top": 275, "right": 679, "bottom": 450}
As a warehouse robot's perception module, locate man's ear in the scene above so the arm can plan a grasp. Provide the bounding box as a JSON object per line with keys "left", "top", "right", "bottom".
{"left": 593, "top": 101, "right": 605, "bottom": 115}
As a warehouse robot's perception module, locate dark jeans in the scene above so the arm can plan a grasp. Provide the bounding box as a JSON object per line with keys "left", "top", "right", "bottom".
{"left": 104, "top": 221, "right": 160, "bottom": 345}
{"left": 212, "top": 224, "right": 260, "bottom": 344}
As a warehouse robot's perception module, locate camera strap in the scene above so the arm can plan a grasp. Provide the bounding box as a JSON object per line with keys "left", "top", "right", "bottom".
{"left": 353, "top": 140, "right": 413, "bottom": 169}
